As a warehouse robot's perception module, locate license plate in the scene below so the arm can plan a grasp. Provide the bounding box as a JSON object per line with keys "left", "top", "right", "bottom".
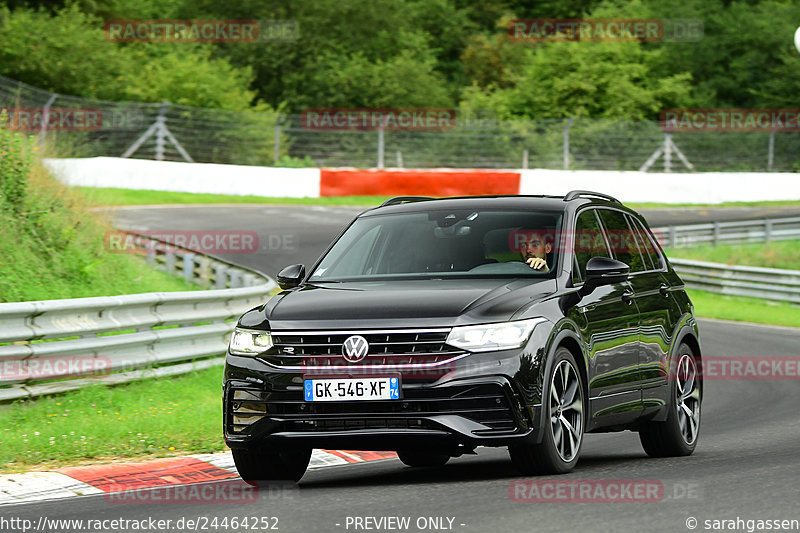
{"left": 304, "top": 376, "right": 400, "bottom": 402}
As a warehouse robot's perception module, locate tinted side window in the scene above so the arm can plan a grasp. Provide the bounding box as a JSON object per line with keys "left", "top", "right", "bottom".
{"left": 573, "top": 209, "right": 610, "bottom": 282}
{"left": 625, "top": 214, "right": 654, "bottom": 271}
{"left": 630, "top": 216, "right": 664, "bottom": 270}
{"left": 596, "top": 209, "right": 647, "bottom": 273}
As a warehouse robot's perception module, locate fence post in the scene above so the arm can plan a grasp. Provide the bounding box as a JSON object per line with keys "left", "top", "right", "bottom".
{"left": 154, "top": 101, "right": 169, "bottom": 161}
{"left": 663, "top": 133, "right": 672, "bottom": 173}
{"left": 563, "top": 117, "right": 574, "bottom": 170}
{"left": 38, "top": 93, "right": 58, "bottom": 150}
{"left": 377, "top": 121, "right": 385, "bottom": 169}
{"left": 767, "top": 130, "right": 775, "bottom": 172}
{"left": 274, "top": 114, "right": 283, "bottom": 164}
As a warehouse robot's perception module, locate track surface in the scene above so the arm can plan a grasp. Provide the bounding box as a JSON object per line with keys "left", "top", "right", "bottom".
{"left": 6, "top": 205, "right": 797, "bottom": 532}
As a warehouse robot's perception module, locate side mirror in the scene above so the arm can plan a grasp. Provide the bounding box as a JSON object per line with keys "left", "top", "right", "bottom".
{"left": 276, "top": 264, "right": 305, "bottom": 290}
{"left": 579, "top": 257, "right": 630, "bottom": 296}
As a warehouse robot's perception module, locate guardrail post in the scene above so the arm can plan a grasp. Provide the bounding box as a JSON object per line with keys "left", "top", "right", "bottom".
{"left": 165, "top": 251, "right": 176, "bottom": 275}
{"left": 669, "top": 226, "right": 677, "bottom": 248}
{"left": 765, "top": 219, "right": 772, "bottom": 243}
{"left": 712, "top": 222, "right": 720, "bottom": 246}
{"left": 182, "top": 253, "right": 195, "bottom": 284}
{"left": 230, "top": 270, "right": 243, "bottom": 288}
{"left": 214, "top": 264, "right": 228, "bottom": 289}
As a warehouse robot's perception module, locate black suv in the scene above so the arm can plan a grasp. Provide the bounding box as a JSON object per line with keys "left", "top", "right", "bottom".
{"left": 224, "top": 191, "right": 702, "bottom": 482}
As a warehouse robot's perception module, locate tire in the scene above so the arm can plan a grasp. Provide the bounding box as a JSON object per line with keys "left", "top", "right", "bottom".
{"left": 396, "top": 449, "right": 450, "bottom": 468}
{"left": 639, "top": 343, "right": 702, "bottom": 457}
{"left": 232, "top": 444, "right": 312, "bottom": 484}
{"left": 509, "top": 347, "right": 585, "bottom": 475}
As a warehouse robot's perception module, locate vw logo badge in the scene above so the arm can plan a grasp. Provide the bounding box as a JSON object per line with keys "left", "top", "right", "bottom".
{"left": 342, "top": 335, "right": 369, "bottom": 363}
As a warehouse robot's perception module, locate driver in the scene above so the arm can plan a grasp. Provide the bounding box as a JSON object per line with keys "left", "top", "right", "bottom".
{"left": 517, "top": 230, "right": 552, "bottom": 272}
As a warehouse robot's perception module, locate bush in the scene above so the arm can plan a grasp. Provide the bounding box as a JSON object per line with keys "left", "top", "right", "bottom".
{"left": 0, "top": 113, "right": 35, "bottom": 215}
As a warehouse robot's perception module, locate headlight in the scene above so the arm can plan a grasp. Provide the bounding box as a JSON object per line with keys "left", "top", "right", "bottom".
{"left": 446, "top": 318, "right": 546, "bottom": 352}
{"left": 229, "top": 327, "right": 273, "bottom": 356}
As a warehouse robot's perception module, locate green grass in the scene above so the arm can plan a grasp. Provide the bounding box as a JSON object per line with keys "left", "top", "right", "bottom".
{"left": 665, "top": 240, "right": 800, "bottom": 271}
{"left": 665, "top": 241, "right": 800, "bottom": 326}
{"left": 78, "top": 187, "right": 391, "bottom": 207}
{"left": 0, "top": 367, "right": 224, "bottom": 472}
{"left": 688, "top": 289, "right": 800, "bottom": 328}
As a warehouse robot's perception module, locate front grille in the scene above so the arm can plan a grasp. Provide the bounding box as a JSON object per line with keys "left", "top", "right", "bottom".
{"left": 262, "top": 329, "right": 465, "bottom": 368}
{"left": 226, "top": 383, "right": 520, "bottom": 435}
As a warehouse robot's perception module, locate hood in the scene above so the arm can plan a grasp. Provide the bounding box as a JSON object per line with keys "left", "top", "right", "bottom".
{"left": 239, "top": 278, "right": 557, "bottom": 330}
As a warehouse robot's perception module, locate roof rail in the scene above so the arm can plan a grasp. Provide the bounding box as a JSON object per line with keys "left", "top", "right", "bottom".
{"left": 379, "top": 196, "right": 435, "bottom": 207}
{"left": 563, "top": 190, "right": 621, "bottom": 204}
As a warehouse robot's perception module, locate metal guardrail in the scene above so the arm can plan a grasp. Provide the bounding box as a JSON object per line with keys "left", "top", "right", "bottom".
{"left": 671, "top": 258, "right": 800, "bottom": 303}
{"left": 653, "top": 216, "right": 800, "bottom": 248}
{"left": 0, "top": 233, "right": 276, "bottom": 402}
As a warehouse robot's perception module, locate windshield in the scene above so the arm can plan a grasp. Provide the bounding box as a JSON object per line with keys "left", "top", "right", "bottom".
{"left": 309, "top": 209, "right": 563, "bottom": 282}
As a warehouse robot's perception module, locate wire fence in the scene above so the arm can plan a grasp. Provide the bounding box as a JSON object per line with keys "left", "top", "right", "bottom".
{"left": 3, "top": 73, "right": 800, "bottom": 171}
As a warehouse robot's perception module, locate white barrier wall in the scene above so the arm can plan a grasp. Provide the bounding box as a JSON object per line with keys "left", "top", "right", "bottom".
{"left": 43, "top": 157, "right": 800, "bottom": 203}
{"left": 44, "top": 157, "right": 322, "bottom": 198}
{"left": 518, "top": 169, "right": 800, "bottom": 204}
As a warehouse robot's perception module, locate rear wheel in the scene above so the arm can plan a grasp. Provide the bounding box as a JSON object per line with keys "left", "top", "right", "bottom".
{"left": 232, "top": 444, "right": 311, "bottom": 484}
{"left": 639, "top": 343, "right": 701, "bottom": 457}
{"left": 509, "top": 347, "right": 584, "bottom": 475}
{"left": 397, "top": 449, "right": 450, "bottom": 467}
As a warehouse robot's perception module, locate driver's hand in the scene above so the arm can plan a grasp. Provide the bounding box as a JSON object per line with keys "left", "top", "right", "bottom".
{"left": 526, "top": 257, "right": 549, "bottom": 272}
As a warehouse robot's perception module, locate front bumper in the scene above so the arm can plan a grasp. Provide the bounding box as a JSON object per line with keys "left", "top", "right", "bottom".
{"left": 223, "top": 353, "right": 540, "bottom": 451}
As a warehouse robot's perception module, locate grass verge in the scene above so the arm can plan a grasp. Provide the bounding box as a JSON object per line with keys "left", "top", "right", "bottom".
{"left": 665, "top": 240, "right": 800, "bottom": 271}
{"left": 688, "top": 289, "right": 800, "bottom": 328}
{"left": 0, "top": 137, "right": 198, "bottom": 302}
{"left": 78, "top": 187, "right": 391, "bottom": 207}
{"left": 0, "top": 366, "right": 224, "bottom": 473}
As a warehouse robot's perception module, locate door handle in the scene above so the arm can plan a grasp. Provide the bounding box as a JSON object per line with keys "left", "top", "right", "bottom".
{"left": 621, "top": 289, "right": 634, "bottom": 304}
{"left": 659, "top": 283, "right": 670, "bottom": 297}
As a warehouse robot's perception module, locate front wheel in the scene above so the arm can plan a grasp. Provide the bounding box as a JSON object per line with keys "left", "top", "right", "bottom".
{"left": 639, "top": 343, "right": 702, "bottom": 457}
{"left": 232, "top": 444, "right": 312, "bottom": 484}
{"left": 509, "top": 347, "right": 584, "bottom": 475}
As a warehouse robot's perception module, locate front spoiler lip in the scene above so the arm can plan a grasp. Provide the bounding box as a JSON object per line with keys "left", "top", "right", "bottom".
{"left": 224, "top": 426, "right": 535, "bottom": 450}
